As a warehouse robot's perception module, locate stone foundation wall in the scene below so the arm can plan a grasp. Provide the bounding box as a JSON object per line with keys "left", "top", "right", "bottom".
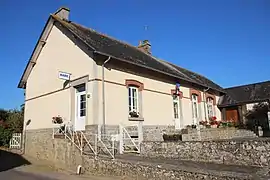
{"left": 142, "top": 125, "right": 176, "bottom": 141}
{"left": 182, "top": 128, "right": 257, "bottom": 141}
{"left": 24, "top": 128, "right": 252, "bottom": 180}
{"left": 141, "top": 139, "right": 270, "bottom": 167}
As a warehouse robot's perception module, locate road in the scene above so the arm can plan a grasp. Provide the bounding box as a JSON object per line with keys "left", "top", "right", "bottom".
{"left": 0, "top": 149, "right": 121, "bottom": 180}
{"left": 0, "top": 167, "right": 120, "bottom": 180}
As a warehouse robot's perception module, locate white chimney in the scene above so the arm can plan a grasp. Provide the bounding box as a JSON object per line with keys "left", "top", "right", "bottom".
{"left": 54, "top": 7, "right": 70, "bottom": 20}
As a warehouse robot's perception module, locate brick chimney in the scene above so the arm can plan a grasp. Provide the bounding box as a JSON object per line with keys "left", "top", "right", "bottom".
{"left": 54, "top": 7, "right": 70, "bottom": 20}
{"left": 138, "top": 40, "right": 151, "bottom": 54}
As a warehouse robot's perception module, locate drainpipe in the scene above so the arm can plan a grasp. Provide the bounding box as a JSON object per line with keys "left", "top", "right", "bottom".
{"left": 102, "top": 56, "right": 111, "bottom": 136}
{"left": 203, "top": 87, "right": 210, "bottom": 121}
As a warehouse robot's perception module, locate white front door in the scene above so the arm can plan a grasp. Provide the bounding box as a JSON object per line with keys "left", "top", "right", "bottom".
{"left": 191, "top": 94, "right": 199, "bottom": 125}
{"left": 173, "top": 95, "right": 181, "bottom": 129}
{"left": 75, "top": 90, "right": 86, "bottom": 131}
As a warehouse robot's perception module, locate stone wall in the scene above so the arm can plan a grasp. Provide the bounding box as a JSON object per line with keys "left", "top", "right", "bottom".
{"left": 182, "top": 128, "right": 257, "bottom": 141}
{"left": 142, "top": 125, "right": 176, "bottom": 141}
{"left": 141, "top": 139, "right": 270, "bottom": 167}
{"left": 24, "top": 128, "right": 255, "bottom": 179}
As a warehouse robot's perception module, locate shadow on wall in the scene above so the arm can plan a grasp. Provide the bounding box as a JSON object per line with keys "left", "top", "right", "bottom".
{"left": 0, "top": 149, "right": 31, "bottom": 172}
{"left": 245, "top": 103, "right": 270, "bottom": 137}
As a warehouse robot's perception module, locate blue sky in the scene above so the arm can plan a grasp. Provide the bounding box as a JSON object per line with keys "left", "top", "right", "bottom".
{"left": 0, "top": 0, "right": 269, "bottom": 109}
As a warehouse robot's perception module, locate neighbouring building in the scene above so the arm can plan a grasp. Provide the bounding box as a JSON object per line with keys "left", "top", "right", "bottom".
{"left": 218, "top": 81, "right": 270, "bottom": 135}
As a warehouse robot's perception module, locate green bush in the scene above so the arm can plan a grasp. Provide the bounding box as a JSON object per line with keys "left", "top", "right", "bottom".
{"left": 163, "top": 134, "right": 182, "bottom": 141}
{"left": 0, "top": 126, "right": 12, "bottom": 147}
{"left": 0, "top": 107, "right": 24, "bottom": 147}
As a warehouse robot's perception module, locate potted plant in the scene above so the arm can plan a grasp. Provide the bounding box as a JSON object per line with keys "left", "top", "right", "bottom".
{"left": 52, "top": 116, "right": 63, "bottom": 124}
{"left": 199, "top": 121, "right": 207, "bottom": 128}
{"left": 129, "top": 111, "right": 139, "bottom": 118}
{"left": 186, "top": 125, "right": 192, "bottom": 129}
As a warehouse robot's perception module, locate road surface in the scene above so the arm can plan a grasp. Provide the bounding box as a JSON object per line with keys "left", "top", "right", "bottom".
{"left": 0, "top": 164, "right": 121, "bottom": 180}
{"left": 0, "top": 168, "right": 121, "bottom": 180}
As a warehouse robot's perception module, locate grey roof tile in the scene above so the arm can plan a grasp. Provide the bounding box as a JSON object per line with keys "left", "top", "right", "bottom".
{"left": 53, "top": 16, "right": 224, "bottom": 92}
{"left": 219, "top": 81, "right": 270, "bottom": 106}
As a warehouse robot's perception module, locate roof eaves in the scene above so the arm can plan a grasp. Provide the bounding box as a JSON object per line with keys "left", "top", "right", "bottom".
{"left": 51, "top": 15, "right": 97, "bottom": 52}
{"left": 218, "top": 98, "right": 270, "bottom": 108}
{"left": 18, "top": 16, "right": 54, "bottom": 89}
{"left": 94, "top": 50, "right": 225, "bottom": 93}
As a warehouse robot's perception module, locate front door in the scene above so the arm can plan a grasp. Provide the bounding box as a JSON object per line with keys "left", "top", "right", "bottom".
{"left": 226, "top": 108, "right": 239, "bottom": 123}
{"left": 173, "top": 95, "right": 181, "bottom": 129}
{"left": 75, "top": 86, "right": 86, "bottom": 131}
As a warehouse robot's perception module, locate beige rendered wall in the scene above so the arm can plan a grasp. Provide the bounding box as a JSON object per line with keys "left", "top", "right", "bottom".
{"left": 96, "top": 66, "right": 222, "bottom": 127}
{"left": 25, "top": 25, "right": 96, "bottom": 130}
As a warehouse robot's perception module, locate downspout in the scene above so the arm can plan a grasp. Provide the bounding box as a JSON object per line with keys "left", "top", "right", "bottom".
{"left": 102, "top": 56, "right": 111, "bottom": 136}
{"left": 203, "top": 87, "right": 210, "bottom": 121}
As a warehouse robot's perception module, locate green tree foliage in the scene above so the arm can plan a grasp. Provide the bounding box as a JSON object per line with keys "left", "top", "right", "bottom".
{"left": 0, "top": 109, "right": 9, "bottom": 121}
{"left": 0, "top": 106, "right": 24, "bottom": 147}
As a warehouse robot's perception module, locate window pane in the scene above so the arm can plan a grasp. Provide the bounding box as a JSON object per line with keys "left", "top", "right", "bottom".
{"left": 129, "top": 96, "right": 132, "bottom": 111}
{"left": 76, "top": 84, "right": 86, "bottom": 92}
{"left": 80, "top": 102, "right": 86, "bottom": 109}
{"left": 81, "top": 94, "right": 86, "bottom": 102}
{"left": 80, "top": 109, "right": 86, "bottom": 117}
{"left": 192, "top": 102, "right": 198, "bottom": 118}
{"left": 173, "top": 102, "right": 179, "bottom": 119}
{"left": 129, "top": 88, "right": 131, "bottom": 97}
{"left": 192, "top": 94, "right": 197, "bottom": 101}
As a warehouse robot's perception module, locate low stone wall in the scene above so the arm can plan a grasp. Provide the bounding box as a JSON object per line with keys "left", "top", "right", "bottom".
{"left": 141, "top": 139, "right": 270, "bottom": 167}
{"left": 24, "top": 128, "right": 255, "bottom": 180}
{"left": 182, "top": 128, "right": 257, "bottom": 141}
{"left": 142, "top": 125, "right": 176, "bottom": 141}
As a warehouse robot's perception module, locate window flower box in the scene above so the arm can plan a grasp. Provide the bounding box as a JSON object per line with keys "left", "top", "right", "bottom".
{"left": 129, "top": 111, "right": 139, "bottom": 118}
{"left": 52, "top": 116, "right": 63, "bottom": 124}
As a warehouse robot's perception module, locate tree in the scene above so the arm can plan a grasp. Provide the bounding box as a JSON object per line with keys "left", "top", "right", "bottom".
{"left": 0, "top": 106, "right": 24, "bottom": 147}
{"left": 0, "top": 109, "right": 9, "bottom": 121}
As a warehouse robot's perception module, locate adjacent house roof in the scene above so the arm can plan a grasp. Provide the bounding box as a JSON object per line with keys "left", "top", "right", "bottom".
{"left": 18, "top": 11, "right": 224, "bottom": 93}
{"left": 219, "top": 81, "right": 270, "bottom": 107}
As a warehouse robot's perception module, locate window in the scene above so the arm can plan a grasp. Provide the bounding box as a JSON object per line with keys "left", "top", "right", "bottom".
{"left": 128, "top": 86, "right": 139, "bottom": 113}
{"left": 75, "top": 84, "right": 86, "bottom": 118}
{"left": 173, "top": 94, "right": 179, "bottom": 119}
{"left": 192, "top": 94, "right": 199, "bottom": 118}
{"left": 79, "top": 94, "right": 86, "bottom": 117}
{"left": 207, "top": 97, "right": 214, "bottom": 118}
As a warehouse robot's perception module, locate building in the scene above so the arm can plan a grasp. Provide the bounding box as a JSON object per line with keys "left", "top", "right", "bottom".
{"left": 18, "top": 7, "right": 225, "bottom": 144}
{"left": 219, "top": 81, "right": 270, "bottom": 134}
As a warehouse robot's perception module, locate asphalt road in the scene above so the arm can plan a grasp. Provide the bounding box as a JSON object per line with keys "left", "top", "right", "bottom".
{"left": 0, "top": 168, "right": 120, "bottom": 180}
{"left": 0, "top": 169, "right": 57, "bottom": 180}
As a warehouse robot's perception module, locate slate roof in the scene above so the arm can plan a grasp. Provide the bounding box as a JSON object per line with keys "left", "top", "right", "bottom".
{"left": 219, "top": 81, "right": 270, "bottom": 107}
{"left": 53, "top": 15, "right": 224, "bottom": 93}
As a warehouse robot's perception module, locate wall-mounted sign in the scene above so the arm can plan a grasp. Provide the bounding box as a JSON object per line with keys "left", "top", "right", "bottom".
{"left": 58, "top": 71, "right": 71, "bottom": 80}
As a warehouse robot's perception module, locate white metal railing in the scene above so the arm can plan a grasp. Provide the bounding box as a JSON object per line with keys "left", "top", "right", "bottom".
{"left": 9, "top": 133, "right": 22, "bottom": 149}
{"left": 119, "top": 123, "right": 141, "bottom": 154}
{"left": 52, "top": 123, "right": 115, "bottom": 159}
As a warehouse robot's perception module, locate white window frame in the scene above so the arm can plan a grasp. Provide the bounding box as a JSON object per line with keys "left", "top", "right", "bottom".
{"left": 207, "top": 97, "right": 214, "bottom": 119}
{"left": 128, "top": 86, "right": 139, "bottom": 114}
{"left": 191, "top": 94, "right": 199, "bottom": 119}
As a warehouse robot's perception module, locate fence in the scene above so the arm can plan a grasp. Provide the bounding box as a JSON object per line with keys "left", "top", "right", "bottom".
{"left": 9, "top": 133, "right": 22, "bottom": 149}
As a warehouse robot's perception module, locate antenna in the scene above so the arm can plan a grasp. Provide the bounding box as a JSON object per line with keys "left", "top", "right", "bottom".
{"left": 143, "top": 25, "right": 149, "bottom": 40}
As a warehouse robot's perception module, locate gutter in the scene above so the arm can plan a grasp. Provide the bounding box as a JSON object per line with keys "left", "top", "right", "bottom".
{"left": 102, "top": 56, "right": 111, "bottom": 136}
{"left": 203, "top": 87, "right": 210, "bottom": 121}
{"left": 93, "top": 51, "right": 226, "bottom": 94}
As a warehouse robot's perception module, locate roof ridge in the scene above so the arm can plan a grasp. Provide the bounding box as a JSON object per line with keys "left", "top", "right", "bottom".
{"left": 225, "top": 80, "right": 270, "bottom": 90}
{"left": 70, "top": 21, "right": 198, "bottom": 81}
{"left": 53, "top": 16, "right": 224, "bottom": 92}
{"left": 70, "top": 21, "right": 152, "bottom": 56}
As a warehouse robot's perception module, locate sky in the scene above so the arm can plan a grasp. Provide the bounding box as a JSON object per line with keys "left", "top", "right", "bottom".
{"left": 0, "top": 0, "right": 269, "bottom": 109}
